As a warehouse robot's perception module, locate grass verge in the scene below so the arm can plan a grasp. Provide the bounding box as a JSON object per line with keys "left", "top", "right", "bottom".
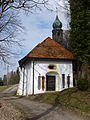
{"left": 0, "top": 85, "right": 12, "bottom": 92}
{"left": 27, "top": 88, "right": 90, "bottom": 115}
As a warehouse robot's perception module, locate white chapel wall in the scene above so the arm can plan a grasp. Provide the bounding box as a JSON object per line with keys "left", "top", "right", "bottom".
{"left": 17, "top": 60, "right": 73, "bottom": 95}
{"left": 33, "top": 60, "right": 73, "bottom": 94}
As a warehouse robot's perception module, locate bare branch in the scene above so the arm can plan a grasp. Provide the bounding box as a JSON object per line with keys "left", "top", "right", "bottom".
{"left": 0, "top": 0, "right": 49, "bottom": 17}
{"left": 0, "top": 10, "right": 23, "bottom": 64}
{"left": 0, "top": 0, "right": 49, "bottom": 64}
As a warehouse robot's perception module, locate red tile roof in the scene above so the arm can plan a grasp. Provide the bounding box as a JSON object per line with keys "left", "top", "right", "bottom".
{"left": 19, "top": 37, "right": 74, "bottom": 66}
{"left": 26, "top": 37, "right": 74, "bottom": 59}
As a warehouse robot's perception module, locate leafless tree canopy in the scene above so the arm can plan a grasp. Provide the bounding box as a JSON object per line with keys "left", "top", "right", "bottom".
{"left": 0, "top": 11, "right": 22, "bottom": 63}
{"left": 57, "top": 0, "right": 70, "bottom": 29}
{"left": 0, "top": 0, "right": 48, "bottom": 63}
{"left": 0, "top": 0, "right": 70, "bottom": 64}
{"left": 0, "top": 0, "right": 48, "bottom": 17}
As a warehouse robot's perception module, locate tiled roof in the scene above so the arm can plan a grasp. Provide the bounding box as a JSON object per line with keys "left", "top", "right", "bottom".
{"left": 19, "top": 37, "right": 74, "bottom": 66}
{"left": 26, "top": 37, "right": 74, "bottom": 59}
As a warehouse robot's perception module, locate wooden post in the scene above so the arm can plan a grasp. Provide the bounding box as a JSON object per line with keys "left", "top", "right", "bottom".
{"left": 7, "top": 65, "right": 9, "bottom": 87}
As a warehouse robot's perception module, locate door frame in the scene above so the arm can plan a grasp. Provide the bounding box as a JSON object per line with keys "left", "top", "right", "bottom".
{"left": 46, "top": 75, "right": 56, "bottom": 91}
{"left": 45, "top": 71, "right": 58, "bottom": 91}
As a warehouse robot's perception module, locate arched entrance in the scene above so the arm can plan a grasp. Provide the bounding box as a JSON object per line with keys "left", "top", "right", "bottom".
{"left": 46, "top": 72, "right": 58, "bottom": 91}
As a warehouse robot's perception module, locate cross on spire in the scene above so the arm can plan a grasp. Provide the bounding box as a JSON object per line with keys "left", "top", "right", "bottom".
{"left": 56, "top": 7, "right": 58, "bottom": 16}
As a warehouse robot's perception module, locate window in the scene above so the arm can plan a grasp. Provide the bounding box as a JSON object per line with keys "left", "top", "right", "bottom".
{"left": 42, "top": 76, "right": 45, "bottom": 91}
{"left": 58, "top": 32, "right": 60, "bottom": 36}
{"left": 48, "top": 65, "right": 56, "bottom": 70}
{"left": 67, "top": 75, "right": 70, "bottom": 88}
{"left": 38, "top": 75, "right": 41, "bottom": 90}
{"left": 88, "top": 0, "right": 90, "bottom": 12}
{"left": 62, "top": 74, "right": 65, "bottom": 88}
{"left": 88, "top": 58, "right": 90, "bottom": 69}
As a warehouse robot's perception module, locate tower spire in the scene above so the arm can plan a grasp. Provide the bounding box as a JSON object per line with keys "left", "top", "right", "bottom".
{"left": 56, "top": 7, "right": 58, "bottom": 17}
{"left": 52, "top": 9, "right": 63, "bottom": 45}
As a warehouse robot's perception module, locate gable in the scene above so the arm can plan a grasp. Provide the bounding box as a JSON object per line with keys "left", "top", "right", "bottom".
{"left": 19, "top": 37, "right": 74, "bottom": 66}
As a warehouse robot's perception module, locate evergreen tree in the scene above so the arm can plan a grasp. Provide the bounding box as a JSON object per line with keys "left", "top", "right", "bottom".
{"left": 70, "top": 0, "right": 90, "bottom": 77}
{"left": 0, "top": 77, "right": 2, "bottom": 81}
{"left": 3, "top": 75, "right": 7, "bottom": 85}
{"left": 9, "top": 68, "right": 20, "bottom": 85}
{"left": 0, "top": 77, "right": 3, "bottom": 86}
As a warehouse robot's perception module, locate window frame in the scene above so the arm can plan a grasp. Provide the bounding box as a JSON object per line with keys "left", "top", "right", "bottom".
{"left": 62, "top": 74, "right": 65, "bottom": 88}
{"left": 48, "top": 64, "right": 57, "bottom": 70}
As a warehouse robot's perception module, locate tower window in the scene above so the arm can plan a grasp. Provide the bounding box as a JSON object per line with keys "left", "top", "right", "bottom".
{"left": 58, "top": 32, "right": 60, "bottom": 36}
{"left": 62, "top": 74, "right": 65, "bottom": 88}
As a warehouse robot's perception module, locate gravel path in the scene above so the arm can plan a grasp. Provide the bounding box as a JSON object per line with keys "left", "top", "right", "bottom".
{"left": 10, "top": 98, "right": 88, "bottom": 120}
{"left": 1, "top": 84, "right": 18, "bottom": 96}
{"left": 0, "top": 100, "right": 24, "bottom": 120}
{"left": 0, "top": 85, "right": 90, "bottom": 120}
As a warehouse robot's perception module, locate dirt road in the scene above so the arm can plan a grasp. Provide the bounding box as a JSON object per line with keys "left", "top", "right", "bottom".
{"left": 10, "top": 98, "right": 88, "bottom": 120}
{"left": 0, "top": 85, "right": 89, "bottom": 120}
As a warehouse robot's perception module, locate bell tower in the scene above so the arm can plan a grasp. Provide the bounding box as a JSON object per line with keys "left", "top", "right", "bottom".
{"left": 52, "top": 8, "right": 63, "bottom": 45}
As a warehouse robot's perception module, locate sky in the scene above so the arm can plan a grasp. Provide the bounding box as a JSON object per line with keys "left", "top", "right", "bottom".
{"left": 0, "top": 0, "right": 70, "bottom": 78}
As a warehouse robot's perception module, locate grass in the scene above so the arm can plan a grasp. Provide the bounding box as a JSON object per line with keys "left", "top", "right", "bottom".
{"left": 0, "top": 85, "right": 12, "bottom": 92}
{"left": 27, "top": 88, "right": 90, "bottom": 115}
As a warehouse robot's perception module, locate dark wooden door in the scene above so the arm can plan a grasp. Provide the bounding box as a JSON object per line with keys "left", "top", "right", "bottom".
{"left": 46, "top": 76, "right": 55, "bottom": 91}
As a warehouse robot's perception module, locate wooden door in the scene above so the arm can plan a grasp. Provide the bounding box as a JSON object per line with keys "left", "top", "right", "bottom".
{"left": 46, "top": 76, "right": 55, "bottom": 91}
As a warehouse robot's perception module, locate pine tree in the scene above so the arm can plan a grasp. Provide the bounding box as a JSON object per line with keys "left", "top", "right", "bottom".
{"left": 3, "top": 75, "right": 7, "bottom": 85}
{"left": 70, "top": 0, "right": 90, "bottom": 78}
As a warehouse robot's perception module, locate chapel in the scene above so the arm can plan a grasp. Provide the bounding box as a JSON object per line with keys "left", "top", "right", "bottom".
{"left": 17, "top": 14, "right": 74, "bottom": 95}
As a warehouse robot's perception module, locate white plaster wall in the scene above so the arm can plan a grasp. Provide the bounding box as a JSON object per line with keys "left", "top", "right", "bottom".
{"left": 33, "top": 60, "right": 73, "bottom": 94}
{"left": 24, "top": 63, "right": 32, "bottom": 95}
{"left": 17, "top": 60, "right": 73, "bottom": 95}
{"left": 17, "top": 62, "right": 32, "bottom": 95}
{"left": 59, "top": 62, "right": 73, "bottom": 91}
{"left": 17, "top": 68, "right": 23, "bottom": 95}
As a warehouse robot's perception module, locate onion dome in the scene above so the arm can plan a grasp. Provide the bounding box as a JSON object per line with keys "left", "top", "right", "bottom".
{"left": 53, "top": 15, "right": 62, "bottom": 29}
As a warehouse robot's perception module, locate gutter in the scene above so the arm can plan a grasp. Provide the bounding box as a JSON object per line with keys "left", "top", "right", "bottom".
{"left": 33, "top": 61, "right": 34, "bottom": 95}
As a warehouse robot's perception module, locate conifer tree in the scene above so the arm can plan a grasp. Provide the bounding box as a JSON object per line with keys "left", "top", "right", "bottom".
{"left": 70, "top": 0, "right": 90, "bottom": 77}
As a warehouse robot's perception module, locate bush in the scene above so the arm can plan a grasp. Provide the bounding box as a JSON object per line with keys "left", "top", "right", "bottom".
{"left": 77, "top": 78, "right": 88, "bottom": 91}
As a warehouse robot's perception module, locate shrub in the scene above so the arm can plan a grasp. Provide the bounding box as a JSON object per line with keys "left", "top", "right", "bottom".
{"left": 77, "top": 78, "right": 88, "bottom": 91}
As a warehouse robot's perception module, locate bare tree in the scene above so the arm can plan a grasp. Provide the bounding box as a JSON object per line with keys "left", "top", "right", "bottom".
{"left": 0, "top": 0, "right": 48, "bottom": 63}
{"left": 57, "top": 0, "right": 70, "bottom": 28}
{"left": 0, "top": 0, "right": 48, "bottom": 17}
{"left": 57, "top": 0, "right": 71, "bottom": 50}
{"left": 0, "top": 11, "right": 23, "bottom": 63}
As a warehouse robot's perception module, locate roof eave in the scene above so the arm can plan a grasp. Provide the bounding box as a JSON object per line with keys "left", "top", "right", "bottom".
{"left": 19, "top": 57, "right": 74, "bottom": 67}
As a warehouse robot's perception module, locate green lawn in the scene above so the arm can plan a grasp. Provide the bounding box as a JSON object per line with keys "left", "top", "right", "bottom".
{"left": 27, "top": 88, "right": 90, "bottom": 115}
{"left": 0, "top": 85, "right": 11, "bottom": 92}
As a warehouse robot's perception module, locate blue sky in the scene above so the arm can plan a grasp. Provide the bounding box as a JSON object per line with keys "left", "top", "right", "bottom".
{"left": 0, "top": 0, "right": 70, "bottom": 78}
